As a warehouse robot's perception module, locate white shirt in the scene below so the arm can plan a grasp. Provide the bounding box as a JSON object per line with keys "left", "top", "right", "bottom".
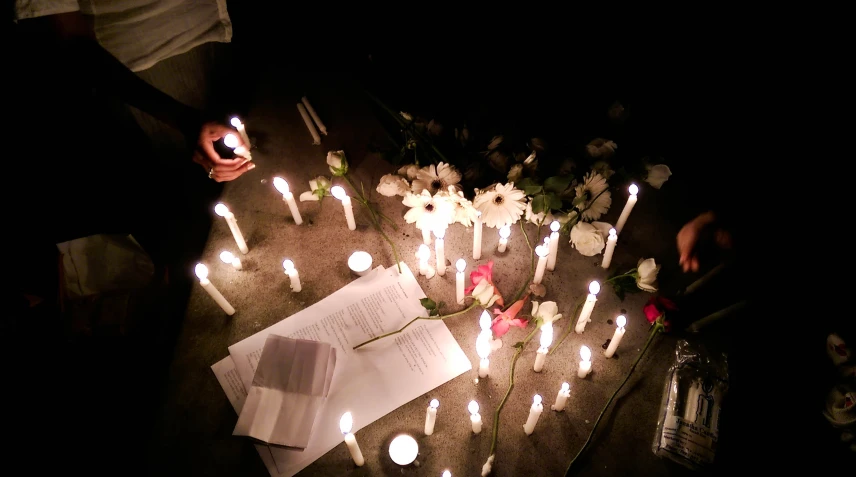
{"left": 14, "top": 0, "right": 232, "bottom": 72}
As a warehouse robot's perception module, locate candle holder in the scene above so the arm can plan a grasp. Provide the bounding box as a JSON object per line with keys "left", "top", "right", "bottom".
{"left": 348, "top": 251, "right": 373, "bottom": 277}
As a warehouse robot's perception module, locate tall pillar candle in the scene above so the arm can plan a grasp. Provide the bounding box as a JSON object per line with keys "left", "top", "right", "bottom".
{"left": 424, "top": 399, "right": 439, "bottom": 435}
{"left": 574, "top": 281, "right": 600, "bottom": 334}
{"left": 301, "top": 96, "right": 328, "bottom": 135}
{"left": 282, "top": 259, "right": 302, "bottom": 292}
{"left": 533, "top": 243, "right": 549, "bottom": 284}
{"left": 603, "top": 315, "right": 626, "bottom": 358}
{"left": 497, "top": 225, "right": 510, "bottom": 253}
{"left": 578, "top": 346, "right": 592, "bottom": 378}
{"left": 434, "top": 227, "right": 446, "bottom": 276}
{"left": 297, "top": 103, "right": 321, "bottom": 145}
{"left": 455, "top": 259, "right": 466, "bottom": 305}
{"left": 522, "top": 395, "right": 543, "bottom": 435}
{"left": 551, "top": 382, "right": 571, "bottom": 411}
{"left": 339, "top": 412, "right": 364, "bottom": 466}
{"left": 614, "top": 184, "right": 638, "bottom": 233}
{"left": 601, "top": 228, "right": 617, "bottom": 268}
{"left": 273, "top": 177, "right": 303, "bottom": 225}
{"left": 194, "top": 264, "right": 235, "bottom": 315}
{"left": 331, "top": 186, "right": 356, "bottom": 230}
{"left": 468, "top": 401, "right": 482, "bottom": 434}
{"left": 219, "top": 251, "right": 242, "bottom": 270}
{"left": 230, "top": 117, "right": 252, "bottom": 149}
{"left": 533, "top": 323, "right": 553, "bottom": 372}
{"left": 547, "top": 220, "right": 560, "bottom": 271}
{"left": 473, "top": 211, "right": 483, "bottom": 259}
{"left": 214, "top": 203, "right": 248, "bottom": 254}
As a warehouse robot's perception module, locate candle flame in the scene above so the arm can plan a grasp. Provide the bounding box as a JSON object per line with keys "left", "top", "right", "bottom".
{"left": 443, "top": 471, "right": 452, "bottom": 477}
{"left": 499, "top": 225, "right": 511, "bottom": 239}
{"left": 194, "top": 263, "right": 208, "bottom": 280}
{"left": 433, "top": 226, "right": 446, "bottom": 239}
{"left": 536, "top": 244, "right": 549, "bottom": 257}
{"left": 282, "top": 259, "right": 295, "bottom": 272}
{"left": 214, "top": 203, "right": 229, "bottom": 216}
{"left": 273, "top": 177, "right": 289, "bottom": 194}
{"left": 331, "top": 186, "right": 347, "bottom": 200}
{"left": 219, "top": 251, "right": 234, "bottom": 263}
{"left": 230, "top": 117, "right": 242, "bottom": 128}
{"left": 609, "top": 228, "right": 617, "bottom": 237}
{"left": 339, "top": 412, "right": 353, "bottom": 434}
{"left": 629, "top": 183, "right": 639, "bottom": 195}
{"left": 224, "top": 133, "right": 239, "bottom": 148}
{"left": 468, "top": 400, "right": 479, "bottom": 415}
{"left": 455, "top": 259, "right": 466, "bottom": 272}
{"left": 533, "top": 394, "right": 542, "bottom": 405}
{"left": 479, "top": 310, "right": 492, "bottom": 331}
{"left": 550, "top": 220, "right": 560, "bottom": 232}
{"left": 476, "top": 336, "right": 491, "bottom": 359}
{"left": 588, "top": 281, "right": 601, "bottom": 295}
{"left": 417, "top": 244, "right": 431, "bottom": 260}
{"left": 617, "top": 315, "right": 626, "bottom": 328}
{"left": 580, "top": 345, "right": 592, "bottom": 361}
{"left": 429, "top": 399, "right": 439, "bottom": 409}
{"left": 561, "top": 382, "right": 570, "bottom": 392}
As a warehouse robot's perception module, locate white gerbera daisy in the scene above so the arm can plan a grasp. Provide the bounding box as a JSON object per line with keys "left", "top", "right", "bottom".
{"left": 473, "top": 183, "right": 527, "bottom": 228}
{"left": 574, "top": 171, "right": 612, "bottom": 221}
{"left": 403, "top": 190, "right": 455, "bottom": 232}
{"left": 411, "top": 162, "right": 462, "bottom": 195}
{"left": 439, "top": 187, "right": 479, "bottom": 227}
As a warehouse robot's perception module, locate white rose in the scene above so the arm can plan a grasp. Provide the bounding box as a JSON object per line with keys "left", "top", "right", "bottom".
{"left": 472, "top": 280, "right": 500, "bottom": 307}
{"left": 636, "top": 258, "right": 660, "bottom": 292}
{"left": 645, "top": 164, "right": 672, "bottom": 189}
{"left": 398, "top": 164, "right": 420, "bottom": 180}
{"left": 531, "top": 301, "right": 563, "bottom": 324}
{"left": 507, "top": 164, "right": 523, "bottom": 182}
{"left": 299, "top": 176, "right": 331, "bottom": 201}
{"left": 376, "top": 174, "right": 410, "bottom": 197}
{"left": 591, "top": 221, "right": 614, "bottom": 240}
{"left": 400, "top": 111, "right": 412, "bottom": 121}
{"left": 326, "top": 150, "right": 348, "bottom": 175}
{"left": 570, "top": 222, "right": 605, "bottom": 256}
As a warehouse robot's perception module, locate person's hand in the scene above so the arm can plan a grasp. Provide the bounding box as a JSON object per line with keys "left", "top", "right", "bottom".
{"left": 192, "top": 121, "right": 255, "bottom": 182}
{"left": 677, "top": 211, "right": 732, "bottom": 272}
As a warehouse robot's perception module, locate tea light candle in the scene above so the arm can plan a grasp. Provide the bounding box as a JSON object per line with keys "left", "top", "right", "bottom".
{"left": 195, "top": 263, "right": 235, "bottom": 315}
{"left": 223, "top": 133, "right": 251, "bottom": 159}
{"left": 604, "top": 315, "right": 627, "bottom": 358}
{"left": 434, "top": 227, "right": 446, "bottom": 276}
{"left": 575, "top": 281, "right": 600, "bottom": 334}
{"left": 282, "top": 259, "right": 302, "bottom": 292}
{"left": 389, "top": 434, "right": 418, "bottom": 466}
{"left": 214, "top": 203, "right": 248, "bottom": 254}
{"left": 578, "top": 346, "right": 592, "bottom": 378}
{"left": 331, "top": 186, "right": 356, "bottom": 230}
{"left": 476, "top": 334, "right": 491, "bottom": 378}
{"left": 424, "top": 399, "right": 439, "bottom": 435}
{"left": 551, "top": 382, "right": 571, "bottom": 411}
{"left": 547, "top": 220, "right": 560, "bottom": 271}
{"left": 601, "top": 228, "right": 617, "bottom": 268}
{"left": 416, "top": 244, "right": 435, "bottom": 278}
{"left": 348, "top": 251, "right": 373, "bottom": 276}
{"left": 455, "top": 259, "right": 466, "bottom": 304}
{"left": 296, "top": 103, "right": 321, "bottom": 145}
{"left": 615, "top": 184, "right": 638, "bottom": 234}
{"left": 229, "top": 117, "right": 251, "bottom": 149}
{"left": 533, "top": 243, "right": 549, "bottom": 284}
{"left": 497, "top": 225, "right": 511, "bottom": 253}
{"left": 468, "top": 400, "right": 482, "bottom": 434}
{"left": 533, "top": 323, "right": 553, "bottom": 372}
{"left": 442, "top": 471, "right": 451, "bottom": 477}
{"left": 301, "top": 96, "right": 328, "bottom": 135}
{"left": 339, "top": 412, "right": 364, "bottom": 466}
{"left": 523, "top": 394, "right": 543, "bottom": 435}
{"left": 273, "top": 177, "right": 303, "bottom": 225}
{"left": 473, "top": 211, "right": 483, "bottom": 259}
{"left": 219, "top": 251, "right": 242, "bottom": 270}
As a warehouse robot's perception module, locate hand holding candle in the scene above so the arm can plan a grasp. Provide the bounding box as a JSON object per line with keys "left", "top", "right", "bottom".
{"left": 533, "top": 243, "right": 549, "bottom": 284}
{"left": 219, "top": 251, "right": 242, "bottom": 270}
{"left": 214, "top": 203, "right": 248, "bottom": 254}
{"left": 223, "top": 133, "right": 251, "bottom": 160}
{"left": 551, "top": 382, "right": 571, "bottom": 411}
{"left": 424, "top": 399, "right": 439, "bottom": 435}
{"left": 533, "top": 323, "right": 553, "bottom": 372}
{"left": 339, "top": 412, "right": 364, "bottom": 466}
{"left": 575, "top": 281, "right": 600, "bottom": 334}
{"left": 297, "top": 103, "right": 321, "bottom": 145}
{"left": 468, "top": 400, "right": 482, "bottom": 434}
{"left": 434, "top": 227, "right": 446, "bottom": 276}
{"left": 331, "top": 186, "right": 356, "bottom": 231}
{"left": 615, "top": 184, "right": 638, "bottom": 234}
{"left": 301, "top": 96, "right": 328, "bottom": 135}
{"left": 497, "top": 225, "right": 511, "bottom": 253}
{"left": 455, "top": 259, "right": 466, "bottom": 305}
{"left": 601, "top": 228, "right": 617, "bottom": 268}
{"left": 195, "top": 264, "right": 235, "bottom": 315}
{"left": 604, "top": 315, "right": 626, "bottom": 358}
{"left": 273, "top": 177, "right": 303, "bottom": 225}
{"left": 578, "top": 345, "right": 593, "bottom": 378}
{"left": 282, "top": 259, "right": 302, "bottom": 292}
{"left": 230, "top": 117, "right": 251, "bottom": 149}
{"left": 473, "top": 211, "right": 483, "bottom": 259}
{"left": 523, "top": 394, "right": 543, "bottom": 435}
{"left": 547, "top": 220, "right": 560, "bottom": 271}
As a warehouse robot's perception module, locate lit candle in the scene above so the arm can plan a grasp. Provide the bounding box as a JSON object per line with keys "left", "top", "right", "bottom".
{"left": 614, "top": 184, "right": 638, "bottom": 234}
{"left": 574, "top": 281, "right": 600, "bottom": 334}
{"left": 533, "top": 243, "right": 549, "bottom": 284}
{"left": 601, "top": 228, "right": 617, "bottom": 268}
{"left": 434, "top": 227, "right": 446, "bottom": 276}
{"left": 442, "top": 471, "right": 451, "bottom": 477}
{"left": 219, "top": 251, "right": 242, "bottom": 270}
{"left": 301, "top": 96, "right": 328, "bottom": 136}
{"left": 331, "top": 186, "right": 356, "bottom": 231}
{"left": 194, "top": 263, "right": 235, "bottom": 315}
{"left": 223, "top": 133, "right": 251, "bottom": 160}
{"left": 578, "top": 345, "right": 592, "bottom": 378}
{"left": 468, "top": 400, "right": 482, "bottom": 434}
{"left": 533, "top": 323, "right": 553, "bottom": 372}
{"left": 522, "top": 394, "right": 543, "bottom": 435}
{"left": 479, "top": 310, "right": 492, "bottom": 334}
{"left": 348, "top": 251, "right": 373, "bottom": 277}
{"left": 416, "top": 244, "right": 435, "bottom": 278}
{"left": 389, "top": 434, "right": 418, "bottom": 466}
{"left": 214, "top": 203, "right": 248, "bottom": 254}
{"left": 473, "top": 211, "right": 483, "bottom": 259}
{"left": 551, "top": 382, "right": 571, "bottom": 411}
{"left": 455, "top": 259, "right": 466, "bottom": 305}
{"left": 339, "top": 412, "right": 364, "bottom": 466}
{"left": 229, "top": 117, "right": 251, "bottom": 150}
{"left": 604, "top": 315, "right": 626, "bottom": 358}
{"left": 273, "top": 177, "right": 303, "bottom": 225}
{"left": 547, "top": 220, "right": 560, "bottom": 271}
{"left": 422, "top": 226, "right": 432, "bottom": 245}
{"left": 497, "top": 225, "right": 511, "bottom": 253}
{"left": 296, "top": 103, "right": 321, "bottom": 145}
{"left": 424, "top": 399, "right": 439, "bottom": 435}
{"left": 282, "top": 259, "right": 302, "bottom": 292}
{"left": 476, "top": 333, "right": 491, "bottom": 378}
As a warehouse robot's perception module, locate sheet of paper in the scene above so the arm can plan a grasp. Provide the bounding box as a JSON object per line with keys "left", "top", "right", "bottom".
{"left": 222, "top": 262, "right": 472, "bottom": 477}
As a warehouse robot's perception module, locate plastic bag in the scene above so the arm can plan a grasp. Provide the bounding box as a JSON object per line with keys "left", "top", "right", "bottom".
{"left": 653, "top": 339, "right": 729, "bottom": 470}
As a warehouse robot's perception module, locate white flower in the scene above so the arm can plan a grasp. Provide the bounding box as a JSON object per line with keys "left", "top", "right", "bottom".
{"left": 585, "top": 138, "right": 618, "bottom": 159}
{"left": 411, "top": 162, "right": 462, "bottom": 195}
{"left": 441, "top": 187, "right": 479, "bottom": 227}
{"left": 326, "top": 150, "right": 348, "bottom": 176}
{"left": 591, "top": 160, "right": 615, "bottom": 180}
{"left": 400, "top": 111, "right": 412, "bottom": 121}
{"left": 402, "top": 190, "right": 455, "bottom": 232}
{"left": 524, "top": 200, "right": 553, "bottom": 225}
{"left": 636, "top": 258, "right": 661, "bottom": 292}
{"left": 570, "top": 221, "right": 605, "bottom": 256}
{"left": 473, "top": 183, "right": 527, "bottom": 228}
{"left": 299, "top": 176, "right": 331, "bottom": 201}
{"left": 574, "top": 171, "right": 612, "bottom": 221}
{"left": 645, "top": 164, "right": 672, "bottom": 189}
{"left": 472, "top": 280, "right": 500, "bottom": 307}
{"left": 507, "top": 164, "right": 523, "bottom": 182}
{"left": 531, "top": 301, "right": 563, "bottom": 325}
{"left": 398, "top": 164, "right": 419, "bottom": 180}
{"left": 481, "top": 455, "right": 495, "bottom": 477}
{"left": 591, "top": 221, "right": 613, "bottom": 240}
{"left": 376, "top": 174, "right": 410, "bottom": 197}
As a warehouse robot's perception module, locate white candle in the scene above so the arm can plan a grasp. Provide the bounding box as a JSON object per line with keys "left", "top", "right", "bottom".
{"left": 455, "top": 259, "right": 466, "bottom": 305}
{"left": 416, "top": 244, "right": 435, "bottom": 278}
{"left": 223, "top": 133, "right": 251, "bottom": 160}
{"left": 214, "top": 203, "right": 248, "bottom": 254}
{"left": 473, "top": 211, "right": 483, "bottom": 259}
{"left": 578, "top": 346, "right": 592, "bottom": 378}
{"left": 331, "top": 186, "right": 356, "bottom": 230}
{"left": 601, "top": 228, "right": 617, "bottom": 268}
{"left": 551, "top": 382, "right": 571, "bottom": 411}
{"left": 301, "top": 96, "right": 328, "bottom": 135}
{"left": 296, "top": 103, "right": 321, "bottom": 145}
{"left": 230, "top": 117, "right": 252, "bottom": 149}
{"left": 614, "top": 184, "right": 638, "bottom": 234}
{"left": 547, "top": 220, "right": 560, "bottom": 271}
{"left": 273, "top": 177, "right": 303, "bottom": 225}
{"left": 194, "top": 263, "right": 235, "bottom": 315}
{"left": 388, "top": 434, "right": 418, "bottom": 466}
{"left": 219, "top": 251, "right": 242, "bottom": 270}
{"left": 604, "top": 315, "right": 626, "bottom": 358}
{"left": 684, "top": 379, "right": 700, "bottom": 422}
{"left": 434, "top": 227, "right": 446, "bottom": 276}
{"left": 476, "top": 334, "right": 491, "bottom": 378}
{"left": 497, "top": 225, "right": 511, "bottom": 253}
{"left": 442, "top": 471, "right": 451, "bottom": 477}
{"left": 533, "top": 243, "right": 549, "bottom": 284}
{"left": 424, "top": 399, "right": 439, "bottom": 435}
{"left": 522, "top": 394, "right": 543, "bottom": 435}
{"left": 468, "top": 401, "right": 482, "bottom": 434}
{"left": 282, "top": 259, "right": 302, "bottom": 292}
{"left": 339, "top": 412, "right": 364, "bottom": 466}
{"left": 479, "top": 310, "right": 492, "bottom": 333}
{"left": 348, "top": 251, "right": 373, "bottom": 277}
{"left": 422, "top": 226, "right": 432, "bottom": 245}
{"left": 575, "top": 281, "right": 600, "bottom": 334}
{"left": 533, "top": 323, "right": 553, "bottom": 372}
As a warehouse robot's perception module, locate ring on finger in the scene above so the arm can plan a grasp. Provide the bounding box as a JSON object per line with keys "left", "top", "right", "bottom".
{"left": 208, "top": 167, "right": 214, "bottom": 179}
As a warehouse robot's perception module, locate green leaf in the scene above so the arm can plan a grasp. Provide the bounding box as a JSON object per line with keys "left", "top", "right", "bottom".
{"left": 420, "top": 298, "right": 437, "bottom": 310}
{"left": 516, "top": 178, "right": 543, "bottom": 196}
{"left": 512, "top": 341, "right": 525, "bottom": 349}
{"left": 546, "top": 193, "right": 563, "bottom": 211}
{"left": 531, "top": 194, "right": 547, "bottom": 214}
{"left": 543, "top": 175, "right": 573, "bottom": 194}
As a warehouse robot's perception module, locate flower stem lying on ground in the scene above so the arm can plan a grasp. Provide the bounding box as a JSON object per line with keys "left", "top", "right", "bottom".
{"left": 605, "top": 268, "right": 637, "bottom": 284}
{"left": 503, "top": 220, "right": 538, "bottom": 310}
{"left": 353, "top": 302, "right": 479, "bottom": 350}
{"left": 342, "top": 174, "right": 402, "bottom": 272}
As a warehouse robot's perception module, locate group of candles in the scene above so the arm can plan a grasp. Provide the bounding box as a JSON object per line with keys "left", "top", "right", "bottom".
{"left": 601, "top": 183, "right": 639, "bottom": 269}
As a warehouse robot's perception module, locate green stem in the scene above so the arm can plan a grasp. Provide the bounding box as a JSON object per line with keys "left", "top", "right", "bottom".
{"left": 564, "top": 322, "right": 665, "bottom": 476}
{"left": 549, "top": 298, "right": 584, "bottom": 355}
{"left": 353, "top": 302, "right": 479, "bottom": 350}
{"left": 605, "top": 269, "right": 637, "bottom": 284}
{"left": 365, "top": 90, "right": 451, "bottom": 164}
{"left": 342, "top": 174, "right": 402, "bottom": 272}
{"left": 489, "top": 325, "right": 539, "bottom": 456}
{"left": 502, "top": 220, "right": 536, "bottom": 311}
